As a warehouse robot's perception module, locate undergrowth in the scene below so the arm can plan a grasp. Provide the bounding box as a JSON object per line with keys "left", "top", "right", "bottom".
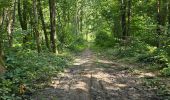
{"left": 67, "top": 37, "right": 88, "bottom": 52}
{"left": 93, "top": 37, "right": 170, "bottom": 98}
{"left": 0, "top": 49, "right": 71, "bottom": 100}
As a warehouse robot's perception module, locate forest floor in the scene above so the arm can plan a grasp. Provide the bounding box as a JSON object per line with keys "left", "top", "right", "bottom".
{"left": 32, "top": 49, "right": 162, "bottom": 100}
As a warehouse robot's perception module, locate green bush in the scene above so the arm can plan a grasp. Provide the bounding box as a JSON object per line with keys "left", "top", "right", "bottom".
{"left": 137, "top": 49, "right": 169, "bottom": 68}
{"left": 95, "top": 31, "right": 115, "bottom": 47}
{"left": 0, "top": 50, "right": 70, "bottom": 99}
{"left": 164, "top": 45, "right": 170, "bottom": 56}
{"left": 161, "top": 67, "right": 170, "bottom": 76}
{"left": 114, "top": 39, "right": 149, "bottom": 57}
{"left": 67, "top": 37, "right": 87, "bottom": 52}
{"left": 107, "top": 39, "right": 170, "bottom": 70}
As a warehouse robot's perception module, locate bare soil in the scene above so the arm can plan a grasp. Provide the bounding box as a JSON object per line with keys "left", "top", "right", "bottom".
{"left": 32, "top": 49, "right": 161, "bottom": 100}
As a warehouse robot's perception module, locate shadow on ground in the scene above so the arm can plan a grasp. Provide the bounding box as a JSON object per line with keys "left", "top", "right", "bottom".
{"left": 31, "top": 49, "right": 161, "bottom": 100}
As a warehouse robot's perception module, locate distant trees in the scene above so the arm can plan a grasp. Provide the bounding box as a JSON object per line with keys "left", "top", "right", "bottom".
{"left": 0, "top": 0, "right": 88, "bottom": 54}
{"left": 0, "top": 0, "right": 170, "bottom": 56}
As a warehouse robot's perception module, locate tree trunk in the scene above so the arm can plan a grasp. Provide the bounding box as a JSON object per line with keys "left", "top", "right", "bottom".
{"left": 0, "top": 43, "right": 5, "bottom": 74}
{"left": 74, "top": 0, "right": 79, "bottom": 35}
{"left": 18, "top": 0, "right": 24, "bottom": 30}
{"left": 11, "top": 0, "right": 17, "bottom": 47}
{"left": 33, "top": 0, "right": 41, "bottom": 53}
{"left": 49, "top": 0, "right": 57, "bottom": 53}
{"left": 18, "top": 0, "right": 29, "bottom": 46}
{"left": 7, "top": 0, "right": 17, "bottom": 47}
{"left": 121, "top": 0, "right": 127, "bottom": 40}
{"left": 127, "top": 0, "right": 131, "bottom": 37}
{"left": 157, "top": 0, "right": 161, "bottom": 47}
{"left": 0, "top": 10, "right": 5, "bottom": 74}
{"left": 168, "top": 1, "right": 170, "bottom": 36}
{"left": 22, "top": 0, "right": 29, "bottom": 44}
{"left": 79, "top": 1, "right": 83, "bottom": 33}
{"left": 37, "top": 0, "right": 50, "bottom": 50}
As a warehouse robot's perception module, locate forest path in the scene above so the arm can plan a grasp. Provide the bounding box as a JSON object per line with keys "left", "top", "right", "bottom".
{"left": 32, "top": 49, "right": 160, "bottom": 100}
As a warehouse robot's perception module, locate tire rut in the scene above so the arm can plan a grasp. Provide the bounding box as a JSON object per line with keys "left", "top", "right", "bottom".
{"left": 31, "top": 49, "right": 161, "bottom": 100}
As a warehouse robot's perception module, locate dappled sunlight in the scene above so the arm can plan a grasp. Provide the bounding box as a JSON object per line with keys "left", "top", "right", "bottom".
{"left": 97, "top": 59, "right": 113, "bottom": 64}
{"left": 71, "top": 81, "right": 89, "bottom": 92}
{"left": 92, "top": 71, "right": 113, "bottom": 83}
{"left": 73, "top": 58, "right": 91, "bottom": 65}
{"left": 137, "top": 72, "right": 156, "bottom": 78}
{"left": 115, "top": 83, "right": 127, "bottom": 87}
{"left": 32, "top": 49, "right": 160, "bottom": 100}
{"left": 132, "top": 69, "right": 156, "bottom": 78}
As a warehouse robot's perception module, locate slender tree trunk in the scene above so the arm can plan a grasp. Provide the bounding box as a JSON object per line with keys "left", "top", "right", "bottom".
{"left": 18, "top": 0, "right": 23, "bottom": 29}
{"left": 157, "top": 0, "right": 161, "bottom": 47}
{"left": 0, "top": 41, "right": 5, "bottom": 74}
{"left": 33, "top": 0, "right": 41, "bottom": 53}
{"left": 74, "top": 0, "right": 79, "bottom": 35}
{"left": 0, "top": 10, "right": 6, "bottom": 73}
{"left": 75, "top": 0, "right": 79, "bottom": 35}
{"left": 7, "top": 0, "right": 17, "bottom": 47}
{"left": 168, "top": 1, "right": 170, "bottom": 36}
{"left": 59, "top": 0, "right": 67, "bottom": 51}
{"left": 49, "top": 0, "right": 57, "bottom": 53}
{"left": 80, "top": 1, "right": 83, "bottom": 33}
{"left": 127, "top": 0, "right": 131, "bottom": 37}
{"left": 37, "top": 0, "right": 50, "bottom": 50}
{"left": 121, "top": 0, "right": 127, "bottom": 40}
{"left": 7, "top": 11, "right": 13, "bottom": 47}
{"left": 22, "top": 0, "right": 28, "bottom": 43}
{"left": 18, "top": 0, "right": 29, "bottom": 46}
{"left": 10, "top": 0, "right": 17, "bottom": 47}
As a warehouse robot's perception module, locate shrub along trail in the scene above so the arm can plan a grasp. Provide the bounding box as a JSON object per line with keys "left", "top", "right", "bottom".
{"left": 32, "top": 49, "right": 161, "bottom": 100}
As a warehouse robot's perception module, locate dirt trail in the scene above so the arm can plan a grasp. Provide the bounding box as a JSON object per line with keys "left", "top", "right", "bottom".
{"left": 33, "top": 49, "right": 160, "bottom": 100}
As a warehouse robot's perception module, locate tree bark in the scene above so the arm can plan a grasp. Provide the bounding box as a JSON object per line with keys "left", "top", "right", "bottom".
{"left": 7, "top": 0, "right": 17, "bottom": 47}
{"left": 157, "top": 0, "right": 161, "bottom": 47}
{"left": 33, "top": 0, "right": 41, "bottom": 53}
{"left": 18, "top": 0, "right": 29, "bottom": 45}
{"left": 49, "top": 0, "right": 57, "bottom": 53}
{"left": 0, "top": 10, "right": 6, "bottom": 74}
{"left": 168, "top": 1, "right": 170, "bottom": 36}
{"left": 0, "top": 42, "right": 5, "bottom": 74}
{"left": 127, "top": 0, "right": 131, "bottom": 37}
{"left": 80, "top": 1, "right": 83, "bottom": 33}
{"left": 37, "top": 0, "right": 50, "bottom": 50}
{"left": 121, "top": 0, "right": 127, "bottom": 40}
{"left": 18, "top": 0, "right": 24, "bottom": 29}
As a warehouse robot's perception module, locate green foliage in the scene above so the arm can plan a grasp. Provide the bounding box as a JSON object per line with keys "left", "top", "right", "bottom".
{"left": 67, "top": 38, "right": 87, "bottom": 52}
{"left": 95, "top": 31, "right": 115, "bottom": 47}
{"left": 0, "top": 49, "right": 70, "bottom": 99}
{"left": 98, "top": 38, "right": 170, "bottom": 71}
{"left": 161, "top": 67, "right": 170, "bottom": 76}
{"left": 143, "top": 78, "right": 170, "bottom": 99}
{"left": 138, "top": 49, "right": 169, "bottom": 69}
{"left": 112, "top": 39, "right": 148, "bottom": 57}
{"left": 164, "top": 45, "right": 170, "bottom": 56}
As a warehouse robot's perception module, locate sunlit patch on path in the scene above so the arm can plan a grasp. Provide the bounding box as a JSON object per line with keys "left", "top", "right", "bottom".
{"left": 32, "top": 49, "right": 160, "bottom": 100}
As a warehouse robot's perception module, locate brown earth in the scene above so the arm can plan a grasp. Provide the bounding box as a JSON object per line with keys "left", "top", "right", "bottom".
{"left": 32, "top": 49, "right": 161, "bottom": 100}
